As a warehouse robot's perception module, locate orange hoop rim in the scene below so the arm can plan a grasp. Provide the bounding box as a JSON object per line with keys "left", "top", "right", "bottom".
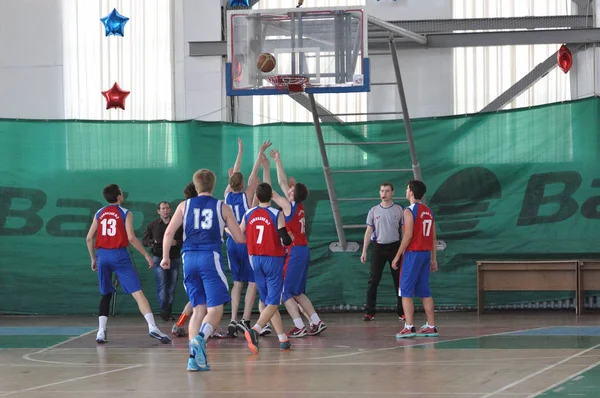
{"left": 267, "top": 75, "right": 310, "bottom": 91}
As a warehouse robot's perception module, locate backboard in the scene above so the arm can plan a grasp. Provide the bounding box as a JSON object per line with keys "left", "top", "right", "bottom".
{"left": 226, "top": 6, "right": 369, "bottom": 96}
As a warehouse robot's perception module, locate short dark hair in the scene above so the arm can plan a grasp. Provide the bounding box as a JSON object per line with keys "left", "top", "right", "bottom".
{"left": 293, "top": 183, "right": 309, "bottom": 203}
{"left": 183, "top": 182, "right": 197, "bottom": 199}
{"left": 408, "top": 180, "right": 426, "bottom": 200}
{"left": 381, "top": 182, "right": 394, "bottom": 191}
{"left": 157, "top": 201, "right": 170, "bottom": 210}
{"left": 229, "top": 172, "right": 244, "bottom": 192}
{"left": 103, "top": 184, "right": 121, "bottom": 204}
{"left": 256, "top": 183, "right": 273, "bottom": 203}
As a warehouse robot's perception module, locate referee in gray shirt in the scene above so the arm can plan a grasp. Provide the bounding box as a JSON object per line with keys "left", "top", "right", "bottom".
{"left": 360, "top": 182, "right": 404, "bottom": 321}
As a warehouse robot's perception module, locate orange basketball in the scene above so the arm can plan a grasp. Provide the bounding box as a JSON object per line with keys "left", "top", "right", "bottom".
{"left": 257, "top": 53, "right": 276, "bottom": 73}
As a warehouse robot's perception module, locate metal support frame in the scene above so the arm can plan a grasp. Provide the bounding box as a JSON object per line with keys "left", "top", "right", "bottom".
{"left": 367, "top": 16, "right": 427, "bottom": 45}
{"left": 480, "top": 44, "right": 586, "bottom": 113}
{"left": 389, "top": 36, "right": 423, "bottom": 184}
{"left": 308, "top": 93, "right": 350, "bottom": 251}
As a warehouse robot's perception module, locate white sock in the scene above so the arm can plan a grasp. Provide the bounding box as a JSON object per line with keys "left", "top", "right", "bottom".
{"left": 144, "top": 313, "right": 157, "bottom": 330}
{"left": 310, "top": 313, "right": 321, "bottom": 325}
{"left": 278, "top": 333, "right": 288, "bottom": 342}
{"left": 293, "top": 318, "right": 304, "bottom": 329}
{"left": 99, "top": 316, "right": 108, "bottom": 330}
{"left": 252, "top": 324, "right": 262, "bottom": 332}
{"left": 405, "top": 324, "right": 414, "bottom": 330}
{"left": 199, "top": 323, "right": 214, "bottom": 338}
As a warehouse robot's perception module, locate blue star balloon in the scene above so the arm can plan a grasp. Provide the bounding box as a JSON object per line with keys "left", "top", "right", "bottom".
{"left": 230, "top": 0, "right": 249, "bottom": 6}
{"left": 100, "top": 8, "right": 130, "bottom": 37}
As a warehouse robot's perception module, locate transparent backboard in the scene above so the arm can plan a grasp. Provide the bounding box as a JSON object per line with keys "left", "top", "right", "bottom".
{"left": 226, "top": 6, "right": 369, "bottom": 96}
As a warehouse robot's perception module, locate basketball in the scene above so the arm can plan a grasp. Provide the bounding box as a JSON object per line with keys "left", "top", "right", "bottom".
{"left": 257, "top": 53, "right": 276, "bottom": 73}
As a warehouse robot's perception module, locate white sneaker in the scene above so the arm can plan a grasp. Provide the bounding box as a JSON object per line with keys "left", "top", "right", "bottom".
{"left": 149, "top": 327, "right": 172, "bottom": 344}
{"left": 96, "top": 329, "right": 107, "bottom": 344}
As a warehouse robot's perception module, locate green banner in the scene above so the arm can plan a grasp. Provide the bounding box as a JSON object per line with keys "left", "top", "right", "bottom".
{"left": 1, "top": 97, "right": 599, "bottom": 314}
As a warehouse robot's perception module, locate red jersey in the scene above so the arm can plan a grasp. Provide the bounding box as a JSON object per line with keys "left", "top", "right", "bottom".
{"left": 284, "top": 202, "right": 308, "bottom": 246}
{"left": 405, "top": 203, "right": 434, "bottom": 252}
{"left": 95, "top": 205, "right": 129, "bottom": 249}
{"left": 244, "top": 206, "right": 285, "bottom": 257}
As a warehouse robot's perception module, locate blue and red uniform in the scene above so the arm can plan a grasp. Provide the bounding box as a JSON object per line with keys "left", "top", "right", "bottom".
{"left": 282, "top": 201, "right": 310, "bottom": 302}
{"left": 400, "top": 202, "right": 435, "bottom": 298}
{"left": 95, "top": 205, "right": 141, "bottom": 295}
{"left": 244, "top": 206, "right": 286, "bottom": 306}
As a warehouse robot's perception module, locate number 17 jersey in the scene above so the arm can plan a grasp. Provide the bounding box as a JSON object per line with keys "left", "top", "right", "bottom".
{"left": 182, "top": 195, "right": 225, "bottom": 253}
{"left": 405, "top": 202, "right": 435, "bottom": 252}
{"left": 285, "top": 201, "right": 308, "bottom": 246}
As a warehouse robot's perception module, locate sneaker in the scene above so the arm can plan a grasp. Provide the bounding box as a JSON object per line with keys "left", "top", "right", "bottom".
{"left": 237, "top": 319, "right": 251, "bottom": 334}
{"left": 227, "top": 320, "right": 238, "bottom": 338}
{"left": 260, "top": 324, "right": 272, "bottom": 336}
{"left": 280, "top": 340, "right": 292, "bottom": 350}
{"left": 307, "top": 321, "right": 327, "bottom": 336}
{"left": 190, "top": 335, "right": 210, "bottom": 370}
{"left": 96, "top": 329, "right": 107, "bottom": 344}
{"left": 187, "top": 357, "right": 201, "bottom": 372}
{"left": 399, "top": 315, "right": 406, "bottom": 321}
{"left": 171, "top": 323, "right": 187, "bottom": 337}
{"left": 395, "top": 326, "right": 417, "bottom": 339}
{"left": 244, "top": 328, "right": 259, "bottom": 354}
{"left": 149, "top": 328, "right": 172, "bottom": 344}
{"left": 416, "top": 324, "right": 439, "bottom": 337}
{"left": 363, "top": 314, "right": 374, "bottom": 321}
{"left": 287, "top": 327, "right": 308, "bottom": 338}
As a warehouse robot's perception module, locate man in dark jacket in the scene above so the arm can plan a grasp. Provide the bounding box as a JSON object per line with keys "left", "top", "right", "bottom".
{"left": 143, "top": 201, "right": 183, "bottom": 321}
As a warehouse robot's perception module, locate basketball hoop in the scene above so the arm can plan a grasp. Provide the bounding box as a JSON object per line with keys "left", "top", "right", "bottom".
{"left": 268, "top": 75, "right": 309, "bottom": 93}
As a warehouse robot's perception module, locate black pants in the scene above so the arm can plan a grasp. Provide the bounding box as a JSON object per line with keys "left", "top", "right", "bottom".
{"left": 365, "top": 242, "right": 403, "bottom": 317}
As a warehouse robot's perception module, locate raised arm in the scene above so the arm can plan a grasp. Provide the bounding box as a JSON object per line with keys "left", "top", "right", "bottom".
{"left": 245, "top": 140, "right": 272, "bottom": 199}
{"left": 269, "top": 149, "right": 291, "bottom": 199}
{"left": 125, "top": 212, "right": 154, "bottom": 268}
{"left": 224, "top": 138, "right": 244, "bottom": 197}
{"left": 262, "top": 154, "right": 291, "bottom": 214}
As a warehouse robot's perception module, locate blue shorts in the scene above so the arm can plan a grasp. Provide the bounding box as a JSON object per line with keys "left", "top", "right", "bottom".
{"left": 182, "top": 250, "right": 230, "bottom": 308}
{"left": 399, "top": 251, "right": 432, "bottom": 298}
{"left": 96, "top": 248, "right": 142, "bottom": 295}
{"left": 282, "top": 245, "right": 310, "bottom": 302}
{"left": 251, "top": 255, "right": 285, "bottom": 306}
{"left": 226, "top": 237, "right": 255, "bottom": 283}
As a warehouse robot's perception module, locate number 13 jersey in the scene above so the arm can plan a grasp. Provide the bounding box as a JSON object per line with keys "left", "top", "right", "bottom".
{"left": 285, "top": 202, "right": 308, "bottom": 246}
{"left": 95, "top": 205, "right": 129, "bottom": 249}
{"left": 405, "top": 202, "right": 435, "bottom": 252}
{"left": 244, "top": 206, "right": 286, "bottom": 257}
{"left": 182, "top": 195, "right": 225, "bottom": 253}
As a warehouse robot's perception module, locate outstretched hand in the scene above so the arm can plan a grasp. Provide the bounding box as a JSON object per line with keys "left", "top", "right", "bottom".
{"left": 261, "top": 154, "right": 270, "bottom": 168}
{"left": 269, "top": 148, "right": 280, "bottom": 161}
{"left": 237, "top": 138, "right": 243, "bottom": 151}
{"left": 260, "top": 140, "right": 273, "bottom": 153}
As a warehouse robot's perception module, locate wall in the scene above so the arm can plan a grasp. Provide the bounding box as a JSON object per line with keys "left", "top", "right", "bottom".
{"left": 173, "top": 0, "right": 226, "bottom": 121}
{"left": 365, "top": 0, "right": 454, "bottom": 120}
{"left": 0, "top": 0, "right": 64, "bottom": 119}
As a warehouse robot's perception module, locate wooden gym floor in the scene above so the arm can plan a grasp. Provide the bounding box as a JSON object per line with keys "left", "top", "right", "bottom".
{"left": 1, "top": 312, "right": 599, "bottom": 397}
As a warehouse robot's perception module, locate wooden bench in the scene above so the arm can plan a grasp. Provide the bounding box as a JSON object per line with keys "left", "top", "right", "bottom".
{"left": 578, "top": 260, "right": 600, "bottom": 313}
{"left": 476, "top": 260, "right": 580, "bottom": 315}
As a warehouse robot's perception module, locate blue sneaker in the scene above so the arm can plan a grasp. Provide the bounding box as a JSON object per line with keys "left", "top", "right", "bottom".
{"left": 190, "top": 335, "right": 209, "bottom": 370}
{"left": 280, "top": 340, "right": 292, "bottom": 350}
{"left": 187, "top": 357, "right": 200, "bottom": 372}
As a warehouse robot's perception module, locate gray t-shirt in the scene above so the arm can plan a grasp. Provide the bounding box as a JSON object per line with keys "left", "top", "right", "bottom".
{"left": 366, "top": 203, "right": 404, "bottom": 244}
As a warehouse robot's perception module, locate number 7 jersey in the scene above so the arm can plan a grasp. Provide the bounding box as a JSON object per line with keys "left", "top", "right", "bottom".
{"left": 244, "top": 206, "right": 286, "bottom": 257}
{"left": 182, "top": 195, "right": 225, "bottom": 253}
{"left": 406, "top": 202, "right": 435, "bottom": 252}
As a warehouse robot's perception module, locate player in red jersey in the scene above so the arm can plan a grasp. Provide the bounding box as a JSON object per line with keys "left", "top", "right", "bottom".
{"left": 263, "top": 150, "right": 327, "bottom": 337}
{"left": 392, "top": 180, "right": 438, "bottom": 339}
{"left": 86, "top": 184, "right": 171, "bottom": 344}
{"left": 241, "top": 183, "right": 294, "bottom": 353}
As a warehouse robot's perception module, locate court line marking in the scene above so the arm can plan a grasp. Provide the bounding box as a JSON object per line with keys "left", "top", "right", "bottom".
{"left": 0, "top": 365, "right": 142, "bottom": 397}
{"left": 22, "top": 325, "right": 554, "bottom": 367}
{"left": 479, "top": 343, "right": 600, "bottom": 398}
{"left": 0, "top": 390, "right": 531, "bottom": 396}
{"left": 526, "top": 356, "right": 600, "bottom": 397}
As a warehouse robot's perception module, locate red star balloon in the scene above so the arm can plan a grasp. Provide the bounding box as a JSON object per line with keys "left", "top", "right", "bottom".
{"left": 557, "top": 44, "right": 573, "bottom": 74}
{"left": 101, "top": 82, "right": 130, "bottom": 110}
